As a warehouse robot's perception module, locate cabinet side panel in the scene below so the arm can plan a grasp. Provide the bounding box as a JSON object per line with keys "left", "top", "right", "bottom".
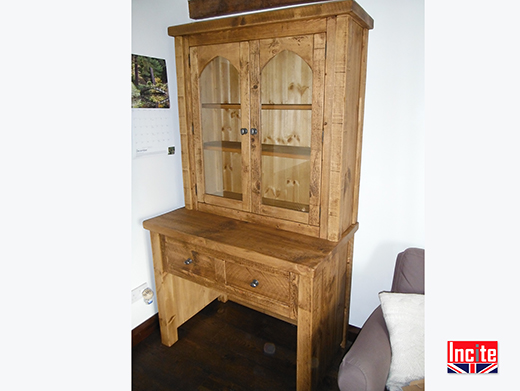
{"left": 309, "top": 33, "right": 326, "bottom": 226}
{"left": 350, "top": 28, "right": 369, "bottom": 225}
{"left": 189, "top": 47, "right": 206, "bottom": 204}
{"left": 340, "top": 20, "right": 366, "bottom": 234}
{"left": 324, "top": 15, "right": 349, "bottom": 241}
{"left": 175, "top": 37, "right": 195, "bottom": 209}
{"left": 171, "top": 275, "right": 220, "bottom": 326}
{"left": 319, "top": 16, "right": 337, "bottom": 240}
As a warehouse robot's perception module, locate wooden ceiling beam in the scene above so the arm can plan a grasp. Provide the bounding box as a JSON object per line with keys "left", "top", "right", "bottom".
{"left": 188, "top": 0, "right": 330, "bottom": 20}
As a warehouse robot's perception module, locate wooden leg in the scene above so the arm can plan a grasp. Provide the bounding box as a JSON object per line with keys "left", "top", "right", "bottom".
{"left": 218, "top": 294, "right": 229, "bottom": 303}
{"left": 296, "top": 246, "right": 349, "bottom": 390}
{"left": 340, "top": 238, "right": 354, "bottom": 349}
{"left": 296, "top": 274, "right": 319, "bottom": 391}
{"left": 150, "top": 232, "right": 220, "bottom": 347}
{"left": 150, "top": 232, "right": 179, "bottom": 346}
{"left": 297, "top": 310, "right": 313, "bottom": 389}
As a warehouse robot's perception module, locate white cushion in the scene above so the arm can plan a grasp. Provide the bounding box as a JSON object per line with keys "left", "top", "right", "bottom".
{"left": 379, "top": 292, "right": 424, "bottom": 391}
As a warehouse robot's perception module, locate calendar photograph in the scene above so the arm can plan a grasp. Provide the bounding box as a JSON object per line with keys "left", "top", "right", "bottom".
{"left": 132, "top": 54, "right": 170, "bottom": 108}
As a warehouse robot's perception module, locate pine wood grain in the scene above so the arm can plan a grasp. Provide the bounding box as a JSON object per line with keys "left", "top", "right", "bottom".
{"left": 170, "top": 0, "right": 373, "bottom": 37}
{"left": 188, "top": 0, "right": 328, "bottom": 20}
{"left": 144, "top": 208, "right": 358, "bottom": 390}
{"left": 171, "top": 1, "right": 372, "bottom": 240}
{"left": 152, "top": 3, "right": 373, "bottom": 388}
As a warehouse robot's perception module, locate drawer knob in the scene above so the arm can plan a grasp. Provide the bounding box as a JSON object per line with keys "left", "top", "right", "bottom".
{"left": 184, "top": 258, "right": 193, "bottom": 265}
{"left": 250, "top": 279, "right": 259, "bottom": 288}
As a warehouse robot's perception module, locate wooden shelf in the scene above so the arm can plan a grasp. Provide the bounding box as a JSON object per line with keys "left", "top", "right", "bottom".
{"left": 202, "top": 103, "right": 241, "bottom": 109}
{"left": 203, "top": 141, "right": 311, "bottom": 160}
{"left": 262, "top": 104, "right": 312, "bottom": 110}
{"left": 262, "top": 197, "right": 309, "bottom": 213}
{"left": 261, "top": 144, "right": 311, "bottom": 159}
{"left": 204, "top": 140, "right": 241, "bottom": 153}
{"left": 201, "top": 103, "right": 312, "bottom": 110}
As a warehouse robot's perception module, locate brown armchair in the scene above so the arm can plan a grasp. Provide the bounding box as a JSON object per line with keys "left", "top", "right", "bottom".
{"left": 337, "top": 248, "right": 425, "bottom": 391}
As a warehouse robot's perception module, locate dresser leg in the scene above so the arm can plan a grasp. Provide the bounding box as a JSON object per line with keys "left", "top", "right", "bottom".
{"left": 150, "top": 232, "right": 220, "bottom": 347}
{"left": 156, "top": 272, "right": 180, "bottom": 347}
{"left": 296, "top": 275, "right": 317, "bottom": 391}
{"left": 150, "top": 232, "right": 180, "bottom": 346}
{"left": 296, "top": 312, "right": 313, "bottom": 391}
{"left": 218, "top": 294, "right": 228, "bottom": 303}
{"left": 340, "top": 238, "right": 354, "bottom": 349}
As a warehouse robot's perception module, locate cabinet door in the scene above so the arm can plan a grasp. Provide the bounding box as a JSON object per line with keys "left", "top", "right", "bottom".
{"left": 191, "top": 42, "right": 251, "bottom": 211}
{"left": 251, "top": 35, "right": 325, "bottom": 225}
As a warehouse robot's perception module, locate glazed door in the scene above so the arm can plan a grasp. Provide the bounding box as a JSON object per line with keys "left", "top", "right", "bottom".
{"left": 191, "top": 42, "right": 251, "bottom": 211}
{"left": 250, "top": 34, "right": 325, "bottom": 225}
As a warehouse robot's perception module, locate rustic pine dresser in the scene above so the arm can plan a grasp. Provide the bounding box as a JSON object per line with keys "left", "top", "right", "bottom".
{"left": 143, "top": 2, "right": 373, "bottom": 389}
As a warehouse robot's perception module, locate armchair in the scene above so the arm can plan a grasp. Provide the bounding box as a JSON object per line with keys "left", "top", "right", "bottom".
{"left": 337, "top": 247, "right": 425, "bottom": 391}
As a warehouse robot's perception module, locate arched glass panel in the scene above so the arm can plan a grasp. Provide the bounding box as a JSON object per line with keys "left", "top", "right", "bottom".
{"left": 261, "top": 51, "right": 312, "bottom": 212}
{"left": 200, "top": 56, "right": 242, "bottom": 200}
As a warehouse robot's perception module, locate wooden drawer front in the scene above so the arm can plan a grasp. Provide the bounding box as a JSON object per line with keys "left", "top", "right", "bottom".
{"left": 164, "top": 239, "right": 218, "bottom": 283}
{"left": 225, "top": 262, "right": 291, "bottom": 304}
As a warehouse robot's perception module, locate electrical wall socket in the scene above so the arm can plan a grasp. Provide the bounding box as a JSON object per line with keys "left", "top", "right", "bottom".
{"left": 131, "top": 283, "right": 148, "bottom": 304}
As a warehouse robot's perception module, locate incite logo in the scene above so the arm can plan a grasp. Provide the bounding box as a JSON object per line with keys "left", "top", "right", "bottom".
{"left": 447, "top": 341, "right": 498, "bottom": 374}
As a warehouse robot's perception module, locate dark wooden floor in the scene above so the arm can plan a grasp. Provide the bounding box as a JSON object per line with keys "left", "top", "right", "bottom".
{"left": 132, "top": 299, "right": 353, "bottom": 391}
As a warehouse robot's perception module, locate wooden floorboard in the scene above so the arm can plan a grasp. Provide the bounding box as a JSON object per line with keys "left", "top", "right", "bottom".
{"left": 132, "top": 299, "right": 352, "bottom": 391}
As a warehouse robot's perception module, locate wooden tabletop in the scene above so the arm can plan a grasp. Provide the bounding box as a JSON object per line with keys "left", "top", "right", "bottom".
{"left": 143, "top": 208, "right": 358, "bottom": 274}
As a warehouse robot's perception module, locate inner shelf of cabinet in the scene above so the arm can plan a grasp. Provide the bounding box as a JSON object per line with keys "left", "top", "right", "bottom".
{"left": 203, "top": 141, "right": 311, "bottom": 160}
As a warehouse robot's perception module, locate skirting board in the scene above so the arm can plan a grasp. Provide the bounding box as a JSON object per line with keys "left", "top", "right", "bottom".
{"left": 132, "top": 313, "right": 159, "bottom": 347}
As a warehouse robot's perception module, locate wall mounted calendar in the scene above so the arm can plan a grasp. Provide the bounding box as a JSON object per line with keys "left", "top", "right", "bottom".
{"left": 131, "top": 54, "right": 174, "bottom": 157}
{"left": 132, "top": 109, "right": 175, "bottom": 157}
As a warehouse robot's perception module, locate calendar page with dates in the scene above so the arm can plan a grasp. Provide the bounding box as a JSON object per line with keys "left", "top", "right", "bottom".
{"left": 132, "top": 109, "right": 175, "bottom": 157}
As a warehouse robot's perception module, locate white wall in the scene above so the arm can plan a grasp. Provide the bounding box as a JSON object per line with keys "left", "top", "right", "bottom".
{"left": 349, "top": 0, "right": 424, "bottom": 326}
{"left": 131, "top": 0, "right": 192, "bottom": 328}
{"left": 131, "top": 0, "right": 424, "bottom": 329}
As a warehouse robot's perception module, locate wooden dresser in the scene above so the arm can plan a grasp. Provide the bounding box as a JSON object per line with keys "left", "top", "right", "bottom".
{"left": 144, "top": 208, "right": 357, "bottom": 389}
{"left": 144, "top": 2, "right": 372, "bottom": 389}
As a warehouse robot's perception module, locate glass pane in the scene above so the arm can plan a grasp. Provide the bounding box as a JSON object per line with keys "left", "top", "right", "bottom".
{"left": 261, "top": 51, "right": 312, "bottom": 212}
{"left": 261, "top": 156, "right": 310, "bottom": 212}
{"left": 261, "top": 110, "right": 312, "bottom": 147}
{"left": 200, "top": 56, "right": 242, "bottom": 200}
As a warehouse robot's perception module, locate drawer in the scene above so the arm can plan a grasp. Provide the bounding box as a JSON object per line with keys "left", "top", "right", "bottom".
{"left": 225, "top": 262, "right": 291, "bottom": 305}
{"left": 164, "top": 239, "right": 221, "bottom": 283}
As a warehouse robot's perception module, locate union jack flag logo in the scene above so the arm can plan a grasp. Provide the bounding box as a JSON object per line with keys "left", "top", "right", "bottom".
{"left": 447, "top": 341, "right": 498, "bottom": 374}
{"left": 447, "top": 363, "right": 498, "bottom": 374}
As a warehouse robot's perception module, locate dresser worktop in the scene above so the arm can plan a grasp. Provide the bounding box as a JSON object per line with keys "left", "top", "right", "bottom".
{"left": 143, "top": 207, "right": 358, "bottom": 276}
